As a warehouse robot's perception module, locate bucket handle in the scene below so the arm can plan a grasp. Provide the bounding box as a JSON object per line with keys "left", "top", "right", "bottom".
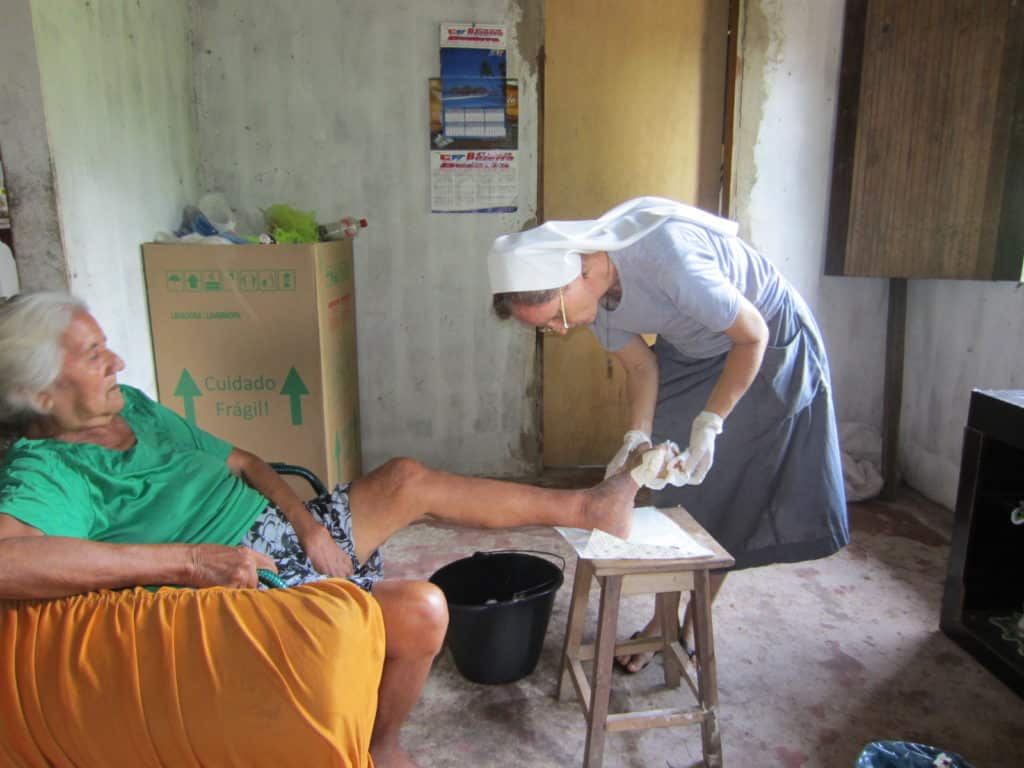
{"left": 471, "top": 549, "right": 566, "bottom": 601}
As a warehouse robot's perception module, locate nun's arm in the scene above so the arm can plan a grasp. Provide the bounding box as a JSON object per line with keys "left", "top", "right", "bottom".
{"left": 613, "top": 335, "right": 659, "bottom": 437}
{"left": 704, "top": 298, "right": 769, "bottom": 419}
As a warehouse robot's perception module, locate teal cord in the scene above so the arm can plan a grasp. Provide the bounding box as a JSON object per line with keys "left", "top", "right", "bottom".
{"left": 257, "top": 568, "right": 287, "bottom": 589}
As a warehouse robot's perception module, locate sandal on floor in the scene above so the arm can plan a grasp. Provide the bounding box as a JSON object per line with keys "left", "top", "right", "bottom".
{"left": 613, "top": 631, "right": 657, "bottom": 674}
{"left": 679, "top": 629, "right": 697, "bottom": 661}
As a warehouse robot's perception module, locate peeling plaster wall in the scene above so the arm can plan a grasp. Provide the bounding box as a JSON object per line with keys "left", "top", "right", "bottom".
{"left": 29, "top": 0, "right": 199, "bottom": 396}
{"left": 731, "top": 1, "right": 888, "bottom": 439}
{"left": 732, "top": 0, "right": 1024, "bottom": 511}
{"left": 0, "top": 0, "right": 65, "bottom": 291}
{"left": 12, "top": 0, "right": 1015, "bottom": 499}
{"left": 192, "top": 0, "right": 541, "bottom": 475}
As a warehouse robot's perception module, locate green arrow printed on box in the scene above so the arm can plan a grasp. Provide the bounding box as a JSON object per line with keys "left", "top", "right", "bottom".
{"left": 280, "top": 367, "right": 309, "bottom": 425}
{"left": 174, "top": 369, "right": 202, "bottom": 424}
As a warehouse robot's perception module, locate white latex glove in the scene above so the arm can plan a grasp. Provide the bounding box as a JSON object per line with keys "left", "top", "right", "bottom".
{"left": 676, "top": 411, "right": 724, "bottom": 485}
{"left": 629, "top": 441, "right": 690, "bottom": 489}
{"left": 604, "top": 429, "right": 651, "bottom": 479}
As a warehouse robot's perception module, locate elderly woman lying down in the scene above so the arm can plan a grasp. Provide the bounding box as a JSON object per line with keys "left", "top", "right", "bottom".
{"left": 0, "top": 292, "right": 640, "bottom": 768}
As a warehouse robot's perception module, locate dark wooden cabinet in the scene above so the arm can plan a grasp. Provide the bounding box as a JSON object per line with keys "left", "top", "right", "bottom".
{"left": 941, "top": 389, "right": 1024, "bottom": 697}
{"left": 827, "top": 0, "right": 1024, "bottom": 279}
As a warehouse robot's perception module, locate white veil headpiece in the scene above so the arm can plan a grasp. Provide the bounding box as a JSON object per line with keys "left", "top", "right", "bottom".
{"left": 487, "top": 196, "right": 739, "bottom": 294}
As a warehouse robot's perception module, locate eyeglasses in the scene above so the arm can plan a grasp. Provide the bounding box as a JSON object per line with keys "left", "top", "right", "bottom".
{"left": 539, "top": 287, "right": 571, "bottom": 334}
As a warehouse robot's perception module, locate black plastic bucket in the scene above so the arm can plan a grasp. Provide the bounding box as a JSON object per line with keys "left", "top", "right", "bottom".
{"left": 429, "top": 550, "right": 564, "bottom": 685}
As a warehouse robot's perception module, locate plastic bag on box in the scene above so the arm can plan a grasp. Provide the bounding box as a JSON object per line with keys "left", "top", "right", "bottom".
{"left": 265, "top": 204, "right": 318, "bottom": 244}
{"left": 856, "top": 741, "right": 974, "bottom": 768}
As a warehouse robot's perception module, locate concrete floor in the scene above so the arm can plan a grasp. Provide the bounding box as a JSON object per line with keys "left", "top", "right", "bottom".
{"left": 381, "top": 484, "right": 1024, "bottom": 767}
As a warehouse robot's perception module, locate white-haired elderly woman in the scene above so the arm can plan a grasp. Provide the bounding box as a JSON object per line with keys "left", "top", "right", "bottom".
{"left": 489, "top": 196, "right": 849, "bottom": 672}
{"left": 0, "top": 291, "right": 641, "bottom": 766}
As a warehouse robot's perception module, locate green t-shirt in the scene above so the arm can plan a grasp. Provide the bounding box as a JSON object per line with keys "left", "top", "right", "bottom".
{"left": 0, "top": 385, "right": 268, "bottom": 546}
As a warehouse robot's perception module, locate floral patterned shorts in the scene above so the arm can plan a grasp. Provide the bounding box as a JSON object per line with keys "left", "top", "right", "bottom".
{"left": 239, "top": 483, "right": 384, "bottom": 592}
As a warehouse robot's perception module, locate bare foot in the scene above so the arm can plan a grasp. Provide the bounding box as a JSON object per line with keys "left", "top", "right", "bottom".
{"left": 370, "top": 744, "right": 419, "bottom": 768}
{"left": 614, "top": 617, "right": 697, "bottom": 673}
{"left": 580, "top": 471, "right": 639, "bottom": 539}
{"left": 615, "top": 619, "right": 659, "bottom": 673}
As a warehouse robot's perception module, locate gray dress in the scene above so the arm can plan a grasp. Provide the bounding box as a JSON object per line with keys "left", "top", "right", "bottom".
{"left": 591, "top": 221, "right": 848, "bottom": 570}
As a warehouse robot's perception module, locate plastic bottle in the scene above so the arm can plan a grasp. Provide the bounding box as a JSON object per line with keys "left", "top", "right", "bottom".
{"left": 318, "top": 216, "right": 368, "bottom": 241}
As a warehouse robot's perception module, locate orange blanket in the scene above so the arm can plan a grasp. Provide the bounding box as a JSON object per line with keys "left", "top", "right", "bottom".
{"left": 0, "top": 579, "right": 384, "bottom": 767}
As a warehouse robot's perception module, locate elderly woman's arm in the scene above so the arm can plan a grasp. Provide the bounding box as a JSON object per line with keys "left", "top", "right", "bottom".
{"left": 226, "top": 448, "right": 354, "bottom": 577}
{"left": 0, "top": 513, "right": 277, "bottom": 600}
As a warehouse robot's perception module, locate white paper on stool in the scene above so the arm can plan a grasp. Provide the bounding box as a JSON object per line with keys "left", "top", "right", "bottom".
{"left": 556, "top": 506, "right": 714, "bottom": 561}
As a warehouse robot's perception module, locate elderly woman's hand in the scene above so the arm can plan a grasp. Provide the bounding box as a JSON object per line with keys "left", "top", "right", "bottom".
{"left": 298, "top": 524, "right": 355, "bottom": 578}
{"left": 187, "top": 544, "right": 279, "bottom": 588}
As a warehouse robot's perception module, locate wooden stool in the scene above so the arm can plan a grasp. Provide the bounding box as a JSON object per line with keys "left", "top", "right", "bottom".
{"left": 556, "top": 507, "right": 734, "bottom": 768}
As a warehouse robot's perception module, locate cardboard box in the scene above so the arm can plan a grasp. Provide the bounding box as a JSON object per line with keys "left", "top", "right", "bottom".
{"left": 142, "top": 241, "right": 361, "bottom": 491}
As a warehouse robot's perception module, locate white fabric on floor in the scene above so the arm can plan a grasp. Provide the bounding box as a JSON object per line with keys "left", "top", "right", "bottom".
{"left": 839, "top": 421, "right": 884, "bottom": 502}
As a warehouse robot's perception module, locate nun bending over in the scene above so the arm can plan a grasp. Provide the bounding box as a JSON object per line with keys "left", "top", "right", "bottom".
{"left": 489, "top": 196, "right": 849, "bottom": 672}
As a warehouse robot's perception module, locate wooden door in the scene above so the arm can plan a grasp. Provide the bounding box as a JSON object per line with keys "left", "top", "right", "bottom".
{"left": 541, "top": 0, "right": 731, "bottom": 466}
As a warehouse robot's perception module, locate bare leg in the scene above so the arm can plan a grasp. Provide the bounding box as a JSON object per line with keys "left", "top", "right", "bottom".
{"left": 369, "top": 579, "right": 448, "bottom": 768}
{"left": 615, "top": 572, "right": 727, "bottom": 672}
{"left": 347, "top": 458, "right": 639, "bottom": 565}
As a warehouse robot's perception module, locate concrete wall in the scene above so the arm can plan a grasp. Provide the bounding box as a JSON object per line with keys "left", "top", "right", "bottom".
{"left": 29, "top": 0, "right": 199, "bottom": 395}
{"left": 731, "top": 0, "right": 889, "bottom": 440}
{"left": 0, "top": 0, "right": 65, "bottom": 291}
{"left": 191, "top": 0, "right": 541, "bottom": 475}
{"left": 902, "top": 280, "right": 1024, "bottom": 508}
{"left": 13, "top": 0, "right": 1018, "bottom": 499}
